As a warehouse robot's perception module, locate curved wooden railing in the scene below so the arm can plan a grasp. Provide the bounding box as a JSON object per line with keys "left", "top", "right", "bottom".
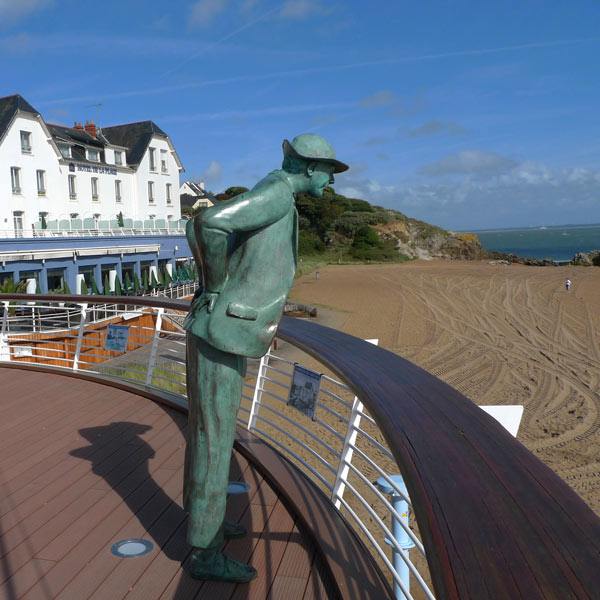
{"left": 2, "top": 294, "right": 599, "bottom": 598}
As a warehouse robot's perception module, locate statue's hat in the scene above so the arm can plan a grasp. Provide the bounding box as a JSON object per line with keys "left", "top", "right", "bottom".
{"left": 282, "top": 134, "right": 349, "bottom": 173}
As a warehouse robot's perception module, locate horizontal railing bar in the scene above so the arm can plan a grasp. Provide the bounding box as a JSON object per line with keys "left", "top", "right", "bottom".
{"left": 251, "top": 426, "right": 334, "bottom": 492}
{"left": 340, "top": 476, "right": 434, "bottom": 596}
{"left": 346, "top": 441, "right": 409, "bottom": 504}
{"left": 252, "top": 415, "right": 337, "bottom": 476}
{"left": 343, "top": 457, "right": 424, "bottom": 554}
{"left": 352, "top": 426, "right": 395, "bottom": 460}
{"left": 256, "top": 403, "right": 342, "bottom": 460}
{"left": 336, "top": 494, "right": 418, "bottom": 600}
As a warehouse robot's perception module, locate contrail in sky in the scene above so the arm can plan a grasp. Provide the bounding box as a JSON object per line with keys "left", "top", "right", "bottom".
{"left": 38, "top": 36, "right": 600, "bottom": 107}
{"left": 160, "top": 5, "right": 280, "bottom": 79}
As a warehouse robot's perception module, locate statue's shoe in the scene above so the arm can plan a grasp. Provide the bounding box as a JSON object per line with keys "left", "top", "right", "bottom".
{"left": 224, "top": 519, "right": 247, "bottom": 539}
{"left": 188, "top": 550, "right": 257, "bottom": 583}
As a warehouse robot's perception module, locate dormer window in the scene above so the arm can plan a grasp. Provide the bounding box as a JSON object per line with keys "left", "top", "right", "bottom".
{"left": 87, "top": 148, "right": 100, "bottom": 162}
{"left": 20, "top": 131, "right": 32, "bottom": 153}
{"left": 114, "top": 150, "right": 123, "bottom": 166}
{"left": 58, "top": 143, "right": 71, "bottom": 158}
{"left": 149, "top": 147, "right": 156, "bottom": 171}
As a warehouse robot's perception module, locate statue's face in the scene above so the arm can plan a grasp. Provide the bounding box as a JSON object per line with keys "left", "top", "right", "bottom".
{"left": 307, "top": 163, "right": 335, "bottom": 197}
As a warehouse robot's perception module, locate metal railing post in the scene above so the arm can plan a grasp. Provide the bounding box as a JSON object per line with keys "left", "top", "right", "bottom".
{"left": 0, "top": 302, "right": 9, "bottom": 361}
{"left": 145, "top": 308, "right": 164, "bottom": 386}
{"left": 376, "top": 475, "right": 415, "bottom": 600}
{"left": 72, "top": 303, "right": 88, "bottom": 371}
{"left": 332, "top": 339, "right": 379, "bottom": 509}
{"left": 248, "top": 347, "right": 271, "bottom": 431}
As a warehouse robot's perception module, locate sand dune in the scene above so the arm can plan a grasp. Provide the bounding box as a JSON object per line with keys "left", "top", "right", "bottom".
{"left": 291, "top": 261, "right": 600, "bottom": 513}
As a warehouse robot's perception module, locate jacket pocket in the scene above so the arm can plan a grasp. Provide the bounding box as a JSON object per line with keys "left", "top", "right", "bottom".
{"left": 226, "top": 302, "right": 259, "bottom": 321}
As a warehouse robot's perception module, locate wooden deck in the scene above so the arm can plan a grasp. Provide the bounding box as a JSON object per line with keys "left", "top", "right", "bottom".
{"left": 0, "top": 367, "right": 335, "bottom": 600}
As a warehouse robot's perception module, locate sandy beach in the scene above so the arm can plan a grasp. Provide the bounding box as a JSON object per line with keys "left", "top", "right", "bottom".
{"left": 290, "top": 260, "right": 600, "bottom": 514}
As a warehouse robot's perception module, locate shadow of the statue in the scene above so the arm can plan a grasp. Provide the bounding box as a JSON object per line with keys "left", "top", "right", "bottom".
{"left": 70, "top": 420, "right": 188, "bottom": 562}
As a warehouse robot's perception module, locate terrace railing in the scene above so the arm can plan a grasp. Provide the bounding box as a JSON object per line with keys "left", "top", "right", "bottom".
{"left": 0, "top": 227, "right": 186, "bottom": 239}
{"left": 0, "top": 294, "right": 598, "bottom": 600}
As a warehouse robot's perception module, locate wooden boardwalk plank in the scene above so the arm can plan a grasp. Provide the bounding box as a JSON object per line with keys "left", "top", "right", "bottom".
{"left": 0, "top": 368, "right": 339, "bottom": 600}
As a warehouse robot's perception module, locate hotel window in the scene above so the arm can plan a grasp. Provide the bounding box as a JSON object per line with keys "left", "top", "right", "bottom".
{"left": 148, "top": 181, "right": 155, "bottom": 204}
{"left": 160, "top": 149, "right": 168, "bottom": 173}
{"left": 91, "top": 177, "right": 99, "bottom": 200}
{"left": 149, "top": 147, "right": 156, "bottom": 171}
{"left": 20, "top": 131, "right": 32, "bottom": 153}
{"left": 87, "top": 148, "right": 100, "bottom": 162}
{"left": 58, "top": 143, "right": 71, "bottom": 158}
{"left": 114, "top": 150, "right": 123, "bottom": 166}
{"left": 36, "top": 170, "right": 46, "bottom": 195}
{"left": 68, "top": 174, "right": 77, "bottom": 199}
{"left": 47, "top": 269, "right": 65, "bottom": 293}
{"left": 10, "top": 167, "right": 21, "bottom": 193}
{"left": 166, "top": 183, "right": 172, "bottom": 204}
{"left": 115, "top": 179, "right": 122, "bottom": 202}
{"left": 13, "top": 212, "right": 24, "bottom": 237}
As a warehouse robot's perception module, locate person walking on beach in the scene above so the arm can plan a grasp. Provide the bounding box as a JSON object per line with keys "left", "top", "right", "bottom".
{"left": 565, "top": 278, "right": 572, "bottom": 292}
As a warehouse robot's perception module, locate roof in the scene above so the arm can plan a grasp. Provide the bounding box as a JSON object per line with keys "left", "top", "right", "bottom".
{"left": 101, "top": 120, "right": 168, "bottom": 167}
{"left": 46, "top": 123, "right": 105, "bottom": 148}
{"left": 0, "top": 94, "right": 40, "bottom": 140}
{"left": 183, "top": 181, "right": 205, "bottom": 195}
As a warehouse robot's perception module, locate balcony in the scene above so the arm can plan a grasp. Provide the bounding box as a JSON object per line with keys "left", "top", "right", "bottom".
{"left": 0, "top": 294, "right": 597, "bottom": 599}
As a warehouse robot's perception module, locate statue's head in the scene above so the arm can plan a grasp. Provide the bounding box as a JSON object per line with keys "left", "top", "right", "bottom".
{"left": 282, "top": 134, "right": 348, "bottom": 198}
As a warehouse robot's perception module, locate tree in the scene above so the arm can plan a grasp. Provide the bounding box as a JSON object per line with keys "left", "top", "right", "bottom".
{"left": 40, "top": 214, "right": 47, "bottom": 230}
{"left": 114, "top": 275, "right": 123, "bottom": 295}
{"left": 90, "top": 275, "right": 100, "bottom": 295}
{"left": 150, "top": 269, "right": 159, "bottom": 290}
{"left": 123, "top": 272, "right": 132, "bottom": 292}
{"left": 117, "top": 211, "right": 124, "bottom": 227}
{"left": 133, "top": 273, "right": 141, "bottom": 293}
{"left": 215, "top": 186, "right": 249, "bottom": 202}
{"left": 103, "top": 274, "right": 112, "bottom": 295}
{"left": 141, "top": 270, "right": 149, "bottom": 292}
{"left": 80, "top": 279, "right": 89, "bottom": 295}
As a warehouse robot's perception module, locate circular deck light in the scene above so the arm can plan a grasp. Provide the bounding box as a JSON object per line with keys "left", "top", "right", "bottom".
{"left": 111, "top": 539, "right": 154, "bottom": 558}
{"left": 227, "top": 481, "right": 250, "bottom": 495}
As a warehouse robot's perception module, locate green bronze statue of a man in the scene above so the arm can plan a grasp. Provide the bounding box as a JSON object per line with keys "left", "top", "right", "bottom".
{"left": 183, "top": 134, "right": 348, "bottom": 582}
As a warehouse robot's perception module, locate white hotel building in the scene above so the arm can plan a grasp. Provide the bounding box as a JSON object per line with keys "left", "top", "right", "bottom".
{"left": 0, "top": 94, "right": 184, "bottom": 236}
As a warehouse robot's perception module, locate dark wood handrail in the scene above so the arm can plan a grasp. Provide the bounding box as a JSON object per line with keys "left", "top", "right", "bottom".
{"left": 3, "top": 294, "right": 599, "bottom": 597}
{"left": 277, "top": 316, "right": 600, "bottom": 600}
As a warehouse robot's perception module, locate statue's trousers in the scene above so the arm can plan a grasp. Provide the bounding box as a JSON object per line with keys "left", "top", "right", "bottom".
{"left": 184, "top": 333, "right": 246, "bottom": 549}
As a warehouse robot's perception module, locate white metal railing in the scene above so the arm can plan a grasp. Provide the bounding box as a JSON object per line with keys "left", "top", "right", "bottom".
{"left": 0, "top": 227, "right": 186, "bottom": 239}
{"left": 0, "top": 296, "right": 433, "bottom": 599}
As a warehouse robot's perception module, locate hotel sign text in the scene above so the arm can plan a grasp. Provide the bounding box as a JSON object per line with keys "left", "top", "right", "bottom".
{"left": 69, "top": 162, "right": 117, "bottom": 176}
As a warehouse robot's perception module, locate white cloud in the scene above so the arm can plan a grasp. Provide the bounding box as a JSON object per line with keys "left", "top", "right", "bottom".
{"left": 280, "top": 0, "right": 328, "bottom": 20}
{"left": 407, "top": 120, "right": 467, "bottom": 138}
{"left": 359, "top": 90, "right": 396, "bottom": 109}
{"left": 202, "top": 160, "right": 223, "bottom": 183}
{"left": 0, "top": 0, "right": 52, "bottom": 25}
{"left": 338, "top": 163, "right": 600, "bottom": 230}
{"left": 189, "top": 0, "right": 229, "bottom": 27}
{"left": 419, "top": 150, "right": 517, "bottom": 176}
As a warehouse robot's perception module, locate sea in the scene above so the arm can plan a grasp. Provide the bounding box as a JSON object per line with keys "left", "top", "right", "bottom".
{"left": 474, "top": 224, "right": 600, "bottom": 262}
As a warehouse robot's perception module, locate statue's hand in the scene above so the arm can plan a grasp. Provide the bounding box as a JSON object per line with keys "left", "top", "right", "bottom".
{"left": 197, "top": 291, "right": 219, "bottom": 313}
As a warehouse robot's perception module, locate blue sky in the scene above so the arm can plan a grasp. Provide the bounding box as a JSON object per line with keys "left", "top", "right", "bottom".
{"left": 1, "top": 0, "right": 600, "bottom": 230}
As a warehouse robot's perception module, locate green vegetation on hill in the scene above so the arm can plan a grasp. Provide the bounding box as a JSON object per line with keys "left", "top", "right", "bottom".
{"left": 193, "top": 185, "right": 483, "bottom": 265}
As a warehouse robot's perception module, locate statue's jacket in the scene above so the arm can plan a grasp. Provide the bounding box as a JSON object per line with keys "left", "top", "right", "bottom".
{"left": 184, "top": 171, "right": 298, "bottom": 359}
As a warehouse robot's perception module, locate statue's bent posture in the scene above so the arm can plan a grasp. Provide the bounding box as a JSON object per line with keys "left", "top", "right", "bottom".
{"left": 183, "top": 134, "right": 348, "bottom": 582}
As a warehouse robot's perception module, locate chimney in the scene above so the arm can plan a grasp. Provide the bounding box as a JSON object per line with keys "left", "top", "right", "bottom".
{"left": 84, "top": 120, "right": 97, "bottom": 138}
{"left": 73, "top": 122, "right": 84, "bottom": 130}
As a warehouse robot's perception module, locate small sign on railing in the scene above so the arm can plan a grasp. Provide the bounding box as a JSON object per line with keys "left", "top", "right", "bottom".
{"left": 105, "top": 324, "right": 129, "bottom": 352}
{"left": 287, "top": 364, "right": 322, "bottom": 420}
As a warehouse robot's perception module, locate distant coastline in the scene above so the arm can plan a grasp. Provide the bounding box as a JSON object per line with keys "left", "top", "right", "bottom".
{"left": 466, "top": 223, "right": 600, "bottom": 262}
